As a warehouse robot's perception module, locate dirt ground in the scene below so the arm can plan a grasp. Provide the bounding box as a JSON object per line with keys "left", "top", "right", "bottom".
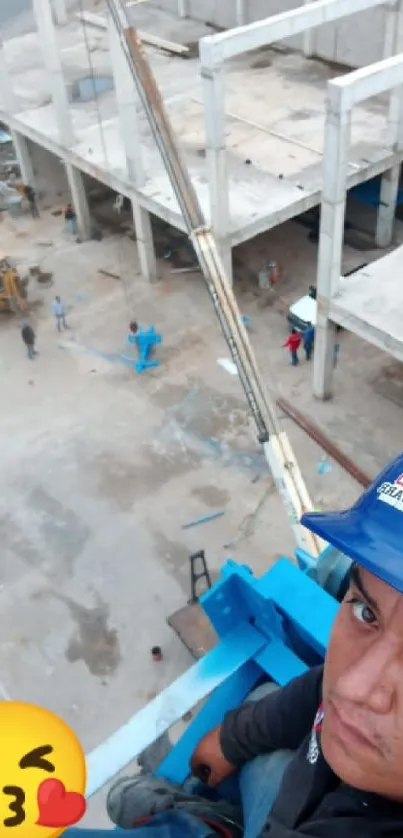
{"left": 1, "top": 199, "right": 402, "bottom": 826}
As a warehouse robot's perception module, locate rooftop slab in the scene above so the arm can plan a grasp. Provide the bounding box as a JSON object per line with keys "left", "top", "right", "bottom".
{"left": 1, "top": 3, "right": 400, "bottom": 244}
{"left": 330, "top": 245, "right": 403, "bottom": 363}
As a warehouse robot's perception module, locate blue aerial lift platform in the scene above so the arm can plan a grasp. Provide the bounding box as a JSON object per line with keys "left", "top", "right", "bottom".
{"left": 67, "top": 545, "right": 350, "bottom": 833}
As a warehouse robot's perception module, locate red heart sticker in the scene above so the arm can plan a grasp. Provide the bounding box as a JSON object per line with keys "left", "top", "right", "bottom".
{"left": 36, "top": 778, "right": 86, "bottom": 828}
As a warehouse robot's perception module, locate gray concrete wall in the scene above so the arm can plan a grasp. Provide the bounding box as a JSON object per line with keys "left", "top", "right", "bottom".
{"left": 152, "top": 0, "right": 387, "bottom": 70}
{"left": 313, "top": 6, "right": 386, "bottom": 67}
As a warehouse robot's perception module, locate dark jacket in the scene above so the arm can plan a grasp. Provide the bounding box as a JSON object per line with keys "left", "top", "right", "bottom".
{"left": 303, "top": 325, "right": 315, "bottom": 347}
{"left": 21, "top": 323, "right": 35, "bottom": 346}
{"left": 220, "top": 667, "right": 403, "bottom": 836}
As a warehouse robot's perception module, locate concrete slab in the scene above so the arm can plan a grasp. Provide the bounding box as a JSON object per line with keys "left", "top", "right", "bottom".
{"left": 330, "top": 246, "right": 403, "bottom": 362}
{"left": 1, "top": 3, "right": 400, "bottom": 247}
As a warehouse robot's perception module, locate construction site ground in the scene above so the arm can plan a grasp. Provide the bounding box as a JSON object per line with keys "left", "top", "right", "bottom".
{"left": 1, "top": 200, "right": 403, "bottom": 826}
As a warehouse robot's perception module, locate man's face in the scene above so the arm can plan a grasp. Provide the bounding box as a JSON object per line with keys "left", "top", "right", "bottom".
{"left": 322, "top": 564, "right": 403, "bottom": 801}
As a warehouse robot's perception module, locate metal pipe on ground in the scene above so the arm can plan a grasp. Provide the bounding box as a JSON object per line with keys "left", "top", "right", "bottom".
{"left": 276, "top": 398, "right": 372, "bottom": 489}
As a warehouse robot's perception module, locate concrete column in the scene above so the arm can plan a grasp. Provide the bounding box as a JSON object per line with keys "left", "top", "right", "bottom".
{"left": 12, "top": 132, "right": 35, "bottom": 185}
{"left": 303, "top": 0, "right": 315, "bottom": 57}
{"left": 108, "top": 16, "right": 157, "bottom": 282}
{"left": 375, "top": 0, "right": 403, "bottom": 247}
{"left": 132, "top": 199, "right": 158, "bottom": 283}
{"left": 108, "top": 16, "right": 145, "bottom": 188}
{"left": 0, "top": 38, "right": 17, "bottom": 115}
{"left": 32, "top": 0, "right": 74, "bottom": 146}
{"left": 376, "top": 164, "right": 401, "bottom": 247}
{"left": 202, "top": 64, "right": 232, "bottom": 285}
{"left": 53, "top": 0, "right": 68, "bottom": 26}
{"left": 65, "top": 162, "right": 92, "bottom": 240}
{"left": 236, "top": 0, "right": 247, "bottom": 26}
{"left": 177, "top": 0, "right": 188, "bottom": 19}
{"left": 313, "top": 91, "right": 351, "bottom": 401}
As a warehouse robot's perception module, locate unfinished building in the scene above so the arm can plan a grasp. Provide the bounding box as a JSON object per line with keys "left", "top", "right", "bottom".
{"left": 1, "top": 0, "right": 403, "bottom": 399}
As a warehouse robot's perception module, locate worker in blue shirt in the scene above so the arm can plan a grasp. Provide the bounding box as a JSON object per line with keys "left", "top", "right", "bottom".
{"left": 52, "top": 296, "right": 68, "bottom": 333}
{"left": 303, "top": 322, "right": 314, "bottom": 361}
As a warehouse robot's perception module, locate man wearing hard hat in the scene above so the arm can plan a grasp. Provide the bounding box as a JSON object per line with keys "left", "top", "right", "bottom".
{"left": 89, "top": 456, "right": 403, "bottom": 837}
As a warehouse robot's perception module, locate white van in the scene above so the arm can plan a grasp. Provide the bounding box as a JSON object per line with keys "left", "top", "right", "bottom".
{"left": 287, "top": 265, "right": 368, "bottom": 332}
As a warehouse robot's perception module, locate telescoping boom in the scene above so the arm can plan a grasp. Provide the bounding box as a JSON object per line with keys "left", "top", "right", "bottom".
{"left": 106, "top": 0, "right": 325, "bottom": 558}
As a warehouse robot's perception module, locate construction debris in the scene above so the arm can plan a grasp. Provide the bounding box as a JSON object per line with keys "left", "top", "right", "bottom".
{"left": 151, "top": 645, "right": 163, "bottom": 662}
{"left": 169, "top": 265, "right": 199, "bottom": 274}
{"left": 182, "top": 510, "right": 225, "bottom": 530}
{"left": 77, "top": 10, "right": 189, "bottom": 56}
{"left": 98, "top": 269, "right": 120, "bottom": 280}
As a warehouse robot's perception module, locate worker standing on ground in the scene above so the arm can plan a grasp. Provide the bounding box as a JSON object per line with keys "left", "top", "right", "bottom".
{"left": 283, "top": 329, "right": 301, "bottom": 366}
{"left": 52, "top": 295, "right": 68, "bottom": 332}
{"left": 303, "top": 321, "right": 315, "bottom": 361}
{"left": 64, "top": 202, "right": 78, "bottom": 236}
{"left": 21, "top": 319, "right": 37, "bottom": 359}
{"left": 24, "top": 184, "right": 39, "bottom": 218}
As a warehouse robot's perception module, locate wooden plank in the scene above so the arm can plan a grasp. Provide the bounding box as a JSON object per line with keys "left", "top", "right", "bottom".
{"left": 167, "top": 602, "right": 217, "bottom": 659}
{"left": 76, "top": 11, "right": 189, "bottom": 56}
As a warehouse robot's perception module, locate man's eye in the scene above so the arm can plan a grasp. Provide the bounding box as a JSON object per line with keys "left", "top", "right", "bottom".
{"left": 346, "top": 597, "right": 376, "bottom": 625}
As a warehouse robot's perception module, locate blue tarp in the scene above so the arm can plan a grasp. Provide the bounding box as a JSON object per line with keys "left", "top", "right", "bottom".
{"left": 350, "top": 177, "right": 403, "bottom": 208}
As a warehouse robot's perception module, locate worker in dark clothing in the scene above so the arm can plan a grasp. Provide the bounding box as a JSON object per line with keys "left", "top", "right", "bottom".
{"left": 303, "top": 321, "right": 314, "bottom": 361}
{"left": 98, "top": 453, "right": 403, "bottom": 838}
{"left": 283, "top": 329, "right": 301, "bottom": 366}
{"left": 24, "top": 184, "right": 39, "bottom": 218}
{"left": 21, "top": 319, "right": 37, "bottom": 359}
{"left": 64, "top": 202, "right": 78, "bottom": 236}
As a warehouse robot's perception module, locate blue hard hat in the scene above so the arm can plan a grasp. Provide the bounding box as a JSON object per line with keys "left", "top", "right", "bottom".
{"left": 301, "top": 452, "right": 403, "bottom": 593}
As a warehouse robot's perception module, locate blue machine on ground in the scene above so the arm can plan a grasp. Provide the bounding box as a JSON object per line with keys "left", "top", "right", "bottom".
{"left": 68, "top": 543, "right": 350, "bottom": 833}
{"left": 127, "top": 324, "right": 162, "bottom": 374}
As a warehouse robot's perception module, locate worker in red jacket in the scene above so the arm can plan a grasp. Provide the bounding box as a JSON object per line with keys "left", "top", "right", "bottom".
{"left": 283, "top": 329, "right": 301, "bottom": 366}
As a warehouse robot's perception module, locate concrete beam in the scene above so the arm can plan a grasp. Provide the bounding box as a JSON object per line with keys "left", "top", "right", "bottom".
{"left": 33, "top": 0, "right": 74, "bottom": 146}
{"left": 12, "top": 132, "right": 35, "bottom": 186}
{"left": 332, "top": 53, "right": 403, "bottom": 109}
{"left": 313, "top": 89, "right": 351, "bottom": 401}
{"left": 199, "top": 0, "right": 386, "bottom": 66}
{"left": 65, "top": 162, "right": 92, "bottom": 240}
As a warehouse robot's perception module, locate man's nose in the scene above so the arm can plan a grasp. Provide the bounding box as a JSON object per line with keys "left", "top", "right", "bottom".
{"left": 337, "top": 636, "right": 399, "bottom": 713}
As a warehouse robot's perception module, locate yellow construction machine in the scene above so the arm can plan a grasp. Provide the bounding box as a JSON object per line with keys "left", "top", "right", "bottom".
{"left": 0, "top": 255, "right": 28, "bottom": 313}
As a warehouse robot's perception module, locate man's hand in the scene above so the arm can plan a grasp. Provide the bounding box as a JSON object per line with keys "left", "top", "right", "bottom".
{"left": 190, "top": 725, "right": 237, "bottom": 787}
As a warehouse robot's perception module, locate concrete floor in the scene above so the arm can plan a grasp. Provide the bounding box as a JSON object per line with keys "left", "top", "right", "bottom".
{"left": 1, "top": 2, "right": 399, "bottom": 244}
{"left": 330, "top": 245, "right": 403, "bottom": 363}
{"left": 1, "top": 198, "right": 403, "bottom": 826}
